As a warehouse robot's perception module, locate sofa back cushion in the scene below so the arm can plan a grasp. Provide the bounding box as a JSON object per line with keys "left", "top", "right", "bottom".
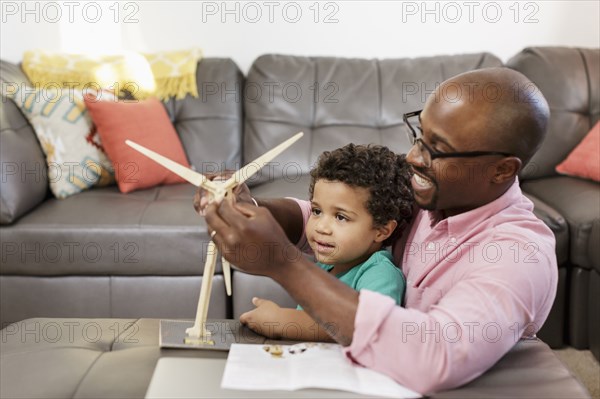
{"left": 0, "top": 58, "right": 243, "bottom": 223}
{"left": 164, "top": 58, "right": 243, "bottom": 175}
{"left": 243, "top": 53, "right": 502, "bottom": 186}
{"left": 507, "top": 47, "right": 600, "bottom": 180}
{"left": 0, "top": 60, "right": 48, "bottom": 224}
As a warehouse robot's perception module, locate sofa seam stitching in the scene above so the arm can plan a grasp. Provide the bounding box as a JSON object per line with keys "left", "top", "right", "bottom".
{"left": 244, "top": 118, "right": 404, "bottom": 129}
{"left": 576, "top": 48, "right": 593, "bottom": 128}
{"left": 70, "top": 350, "right": 104, "bottom": 398}
{"left": 0, "top": 122, "right": 33, "bottom": 134}
{"left": 136, "top": 190, "right": 160, "bottom": 229}
{"left": 0, "top": 346, "right": 104, "bottom": 358}
{"left": 173, "top": 115, "right": 240, "bottom": 123}
{"left": 109, "top": 276, "right": 113, "bottom": 318}
{"left": 0, "top": 194, "right": 11, "bottom": 223}
{"left": 110, "top": 318, "right": 141, "bottom": 352}
{"left": 475, "top": 53, "right": 486, "bottom": 70}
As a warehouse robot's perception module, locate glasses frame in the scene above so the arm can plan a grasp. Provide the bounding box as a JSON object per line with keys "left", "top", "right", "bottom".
{"left": 403, "top": 110, "right": 514, "bottom": 167}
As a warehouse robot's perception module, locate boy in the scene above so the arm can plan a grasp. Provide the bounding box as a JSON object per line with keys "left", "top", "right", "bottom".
{"left": 240, "top": 144, "right": 414, "bottom": 341}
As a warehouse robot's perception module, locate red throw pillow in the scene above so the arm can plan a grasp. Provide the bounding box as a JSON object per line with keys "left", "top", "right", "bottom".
{"left": 556, "top": 121, "right": 600, "bottom": 182}
{"left": 84, "top": 96, "right": 190, "bottom": 193}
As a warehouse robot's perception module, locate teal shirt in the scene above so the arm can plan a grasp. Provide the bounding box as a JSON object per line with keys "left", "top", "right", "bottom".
{"left": 298, "top": 250, "right": 406, "bottom": 308}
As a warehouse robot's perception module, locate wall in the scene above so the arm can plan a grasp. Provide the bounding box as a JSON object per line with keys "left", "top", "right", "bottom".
{"left": 1, "top": 0, "right": 598, "bottom": 72}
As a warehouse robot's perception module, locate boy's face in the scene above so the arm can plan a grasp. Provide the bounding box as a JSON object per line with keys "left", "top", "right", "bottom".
{"left": 306, "top": 179, "right": 386, "bottom": 268}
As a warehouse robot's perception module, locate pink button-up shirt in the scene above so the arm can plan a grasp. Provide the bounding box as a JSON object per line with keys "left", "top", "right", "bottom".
{"left": 293, "top": 180, "right": 557, "bottom": 394}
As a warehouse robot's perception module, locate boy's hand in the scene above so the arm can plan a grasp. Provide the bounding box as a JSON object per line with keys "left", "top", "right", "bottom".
{"left": 239, "top": 297, "right": 284, "bottom": 339}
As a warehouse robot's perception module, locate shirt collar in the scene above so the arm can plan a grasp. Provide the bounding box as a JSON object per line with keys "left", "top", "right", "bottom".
{"left": 425, "top": 178, "right": 523, "bottom": 238}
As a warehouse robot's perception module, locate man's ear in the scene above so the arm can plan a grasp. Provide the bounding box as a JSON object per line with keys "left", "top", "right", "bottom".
{"left": 374, "top": 220, "right": 398, "bottom": 242}
{"left": 491, "top": 156, "right": 522, "bottom": 184}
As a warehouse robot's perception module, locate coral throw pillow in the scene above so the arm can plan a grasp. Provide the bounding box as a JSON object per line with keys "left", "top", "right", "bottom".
{"left": 84, "top": 96, "right": 190, "bottom": 193}
{"left": 556, "top": 121, "right": 600, "bottom": 182}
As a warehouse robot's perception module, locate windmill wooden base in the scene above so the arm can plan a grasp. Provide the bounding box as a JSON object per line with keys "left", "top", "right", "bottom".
{"left": 159, "top": 319, "right": 265, "bottom": 350}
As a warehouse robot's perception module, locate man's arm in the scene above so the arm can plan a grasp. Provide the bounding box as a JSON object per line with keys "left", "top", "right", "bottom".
{"left": 254, "top": 198, "right": 305, "bottom": 246}
{"left": 343, "top": 240, "right": 557, "bottom": 394}
{"left": 193, "top": 178, "right": 305, "bottom": 246}
{"left": 272, "top": 257, "right": 359, "bottom": 345}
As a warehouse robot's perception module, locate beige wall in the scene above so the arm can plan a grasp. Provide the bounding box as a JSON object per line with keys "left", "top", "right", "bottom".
{"left": 1, "top": 1, "right": 599, "bottom": 71}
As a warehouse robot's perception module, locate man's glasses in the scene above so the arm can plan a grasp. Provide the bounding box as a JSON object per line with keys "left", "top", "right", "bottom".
{"left": 402, "top": 110, "right": 514, "bottom": 168}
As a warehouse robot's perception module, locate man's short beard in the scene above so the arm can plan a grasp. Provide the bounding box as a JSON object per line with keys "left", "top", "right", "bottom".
{"left": 416, "top": 190, "right": 438, "bottom": 211}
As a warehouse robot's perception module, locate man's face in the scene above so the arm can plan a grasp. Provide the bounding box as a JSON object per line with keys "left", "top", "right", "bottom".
{"left": 406, "top": 92, "right": 501, "bottom": 216}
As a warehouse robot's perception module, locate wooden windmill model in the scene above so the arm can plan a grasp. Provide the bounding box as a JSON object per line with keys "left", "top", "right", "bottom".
{"left": 125, "top": 132, "right": 303, "bottom": 342}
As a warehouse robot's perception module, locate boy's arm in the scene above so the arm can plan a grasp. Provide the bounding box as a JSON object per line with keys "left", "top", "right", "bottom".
{"left": 240, "top": 297, "right": 335, "bottom": 342}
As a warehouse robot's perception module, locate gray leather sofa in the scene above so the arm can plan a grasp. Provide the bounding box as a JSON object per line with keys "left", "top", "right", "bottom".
{"left": 1, "top": 48, "right": 599, "bottom": 359}
{"left": 0, "top": 58, "right": 243, "bottom": 324}
{"left": 507, "top": 47, "right": 600, "bottom": 358}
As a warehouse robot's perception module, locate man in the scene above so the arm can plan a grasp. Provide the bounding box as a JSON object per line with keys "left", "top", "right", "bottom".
{"left": 201, "top": 67, "right": 557, "bottom": 394}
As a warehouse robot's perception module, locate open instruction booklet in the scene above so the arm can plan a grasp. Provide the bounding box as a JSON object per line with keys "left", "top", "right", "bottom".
{"left": 221, "top": 343, "right": 422, "bottom": 398}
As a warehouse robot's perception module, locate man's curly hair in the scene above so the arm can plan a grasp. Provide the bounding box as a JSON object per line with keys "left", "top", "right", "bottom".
{"left": 309, "top": 144, "right": 414, "bottom": 247}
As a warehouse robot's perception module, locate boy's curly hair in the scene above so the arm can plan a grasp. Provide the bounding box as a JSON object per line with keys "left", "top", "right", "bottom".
{"left": 309, "top": 144, "right": 414, "bottom": 247}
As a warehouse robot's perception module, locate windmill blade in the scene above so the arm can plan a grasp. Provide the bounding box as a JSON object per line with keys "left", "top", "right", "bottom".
{"left": 125, "top": 140, "right": 212, "bottom": 189}
{"left": 227, "top": 132, "right": 304, "bottom": 187}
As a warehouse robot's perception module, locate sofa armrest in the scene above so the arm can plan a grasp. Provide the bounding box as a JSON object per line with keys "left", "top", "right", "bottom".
{"left": 0, "top": 101, "right": 48, "bottom": 224}
{"left": 522, "top": 191, "right": 569, "bottom": 266}
{"left": 0, "top": 60, "right": 48, "bottom": 225}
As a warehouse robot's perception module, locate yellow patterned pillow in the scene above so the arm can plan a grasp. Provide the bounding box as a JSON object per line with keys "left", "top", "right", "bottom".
{"left": 22, "top": 48, "right": 202, "bottom": 100}
{"left": 6, "top": 86, "right": 115, "bottom": 198}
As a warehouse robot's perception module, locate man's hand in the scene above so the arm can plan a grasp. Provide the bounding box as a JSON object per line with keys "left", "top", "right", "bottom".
{"left": 240, "top": 297, "right": 284, "bottom": 339}
{"left": 205, "top": 200, "right": 301, "bottom": 278}
{"left": 192, "top": 171, "right": 254, "bottom": 215}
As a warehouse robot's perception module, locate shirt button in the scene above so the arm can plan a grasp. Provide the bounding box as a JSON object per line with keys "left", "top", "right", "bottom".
{"left": 450, "top": 237, "right": 457, "bottom": 243}
{"left": 427, "top": 242, "right": 435, "bottom": 250}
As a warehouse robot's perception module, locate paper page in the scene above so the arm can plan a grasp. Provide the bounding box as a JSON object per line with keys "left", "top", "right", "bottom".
{"left": 221, "top": 343, "right": 421, "bottom": 398}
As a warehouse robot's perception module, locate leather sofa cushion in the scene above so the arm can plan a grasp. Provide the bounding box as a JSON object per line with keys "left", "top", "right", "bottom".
{"left": 522, "top": 176, "right": 600, "bottom": 269}
{"left": 0, "top": 60, "right": 48, "bottom": 225}
{"left": 243, "top": 53, "right": 502, "bottom": 186}
{"left": 0, "top": 184, "right": 221, "bottom": 276}
{"left": 251, "top": 174, "right": 311, "bottom": 200}
{"left": 508, "top": 47, "right": 600, "bottom": 180}
{"left": 0, "top": 276, "right": 227, "bottom": 326}
{"left": 163, "top": 58, "right": 243, "bottom": 174}
{"left": 590, "top": 269, "right": 600, "bottom": 360}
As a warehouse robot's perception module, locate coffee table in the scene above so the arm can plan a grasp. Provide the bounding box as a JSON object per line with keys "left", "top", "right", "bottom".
{"left": 0, "top": 318, "right": 590, "bottom": 398}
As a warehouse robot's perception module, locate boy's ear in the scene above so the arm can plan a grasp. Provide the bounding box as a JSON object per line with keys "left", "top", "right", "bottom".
{"left": 374, "top": 220, "right": 398, "bottom": 242}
